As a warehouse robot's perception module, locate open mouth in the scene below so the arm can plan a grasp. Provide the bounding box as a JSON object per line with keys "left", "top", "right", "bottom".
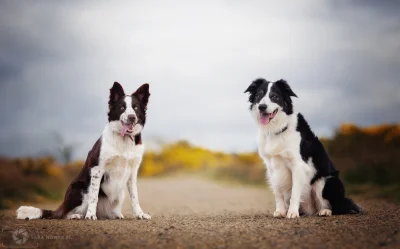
{"left": 259, "top": 109, "right": 278, "bottom": 125}
{"left": 121, "top": 121, "right": 134, "bottom": 136}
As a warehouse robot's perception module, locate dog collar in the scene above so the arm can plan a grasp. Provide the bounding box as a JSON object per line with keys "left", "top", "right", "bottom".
{"left": 275, "top": 125, "right": 288, "bottom": 136}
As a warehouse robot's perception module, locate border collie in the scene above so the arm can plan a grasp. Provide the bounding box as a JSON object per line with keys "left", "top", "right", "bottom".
{"left": 17, "top": 82, "right": 151, "bottom": 220}
{"left": 245, "top": 78, "right": 361, "bottom": 218}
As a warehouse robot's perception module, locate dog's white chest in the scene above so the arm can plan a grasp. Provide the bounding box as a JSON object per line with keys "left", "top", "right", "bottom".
{"left": 260, "top": 131, "right": 296, "bottom": 154}
{"left": 258, "top": 129, "right": 302, "bottom": 168}
{"left": 263, "top": 136, "right": 286, "bottom": 157}
{"left": 101, "top": 157, "right": 134, "bottom": 202}
{"left": 98, "top": 128, "right": 145, "bottom": 202}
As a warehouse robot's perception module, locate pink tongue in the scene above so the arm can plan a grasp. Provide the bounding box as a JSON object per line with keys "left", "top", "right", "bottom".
{"left": 260, "top": 115, "right": 271, "bottom": 125}
{"left": 121, "top": 124, "right": 130, "bottom": 137}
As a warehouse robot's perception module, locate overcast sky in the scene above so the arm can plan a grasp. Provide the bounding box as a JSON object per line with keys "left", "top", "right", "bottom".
{"left": 0, "top": 0, "right": 399, "bottom": 159}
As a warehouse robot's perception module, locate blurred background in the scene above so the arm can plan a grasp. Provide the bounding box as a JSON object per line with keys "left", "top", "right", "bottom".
{"left": 0, "top": 0, "right": 399, "bottom": 209}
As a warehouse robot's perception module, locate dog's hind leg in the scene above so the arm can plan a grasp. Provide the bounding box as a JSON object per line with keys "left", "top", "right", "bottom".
{"left": 67, "top": 213, "right": 82, "bottom": 220}
{"left": 314, "top": 178, "right": 332, "bottom": 216}
{"left": 300, "top": 190, "right": 317, "bottom": 216}
{"left": 322, "top": 176, "right": 362, "bottom": 215}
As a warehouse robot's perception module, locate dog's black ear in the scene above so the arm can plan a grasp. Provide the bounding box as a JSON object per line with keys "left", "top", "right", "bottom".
{"left": 109, "top": 82, "right": 125, "bottom": 103}
{"left": 133, "top": 83, "right": 150, "bottom": 107}
{"left": 275, "top": 79, "right": 297, "bottom": 98}
{"left": 244, "top": 78, "right": 266, "bottom": 94}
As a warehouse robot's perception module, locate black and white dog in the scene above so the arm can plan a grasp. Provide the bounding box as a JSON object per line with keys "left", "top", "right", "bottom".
{"left": 17, "top": 82, "right": 151, "bottom": 220}
{"left": 245, "top": 78, "right": 361, "bottom": 218}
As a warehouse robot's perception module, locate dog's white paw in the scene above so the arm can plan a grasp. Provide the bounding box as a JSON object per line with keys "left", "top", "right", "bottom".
{"left": 318, "top": 209, "right": 332, "bottom": 216}
{"left": 68, "top": 214, "right": 82, "bottom": 220}
{"left": 286, "top": 210, "right": 299, "bottom": 219}
{"left": 273, "top": 210, "right": 286, "bottom": 218}
{"left": 135, "top": 212, "right": 151, "bottom": 220}
{"left": 85, "top": 213, "right": 97, "bottom": 220}
{"left": 115, "top": 213, "right": 124, "bottom": 219}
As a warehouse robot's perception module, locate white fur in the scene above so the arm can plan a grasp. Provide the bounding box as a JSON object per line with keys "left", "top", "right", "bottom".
{"left": 121, "top": 96, "right": 137, "bottom": 123}
{"left": 254, "top": 99, "right": 330, "bottom": 218}
{"left": 252, "top": 83, "right": 290, "bottom": 136}
{"left": 101, "top": 122, "right": 144, "bottom": 161}
{"left": 16, "top": 206, "right": 42, "bottom": 220}
{"left": 84, "top": 166, "right": 104, "bottom": 220}
{"left": 68, "top": 214, "right": 82, "bottom": 219}
{"left": 318, "top": 209, "right": 332, "bottom": 216}
{"left": 17, "top": 92, "right": 149, "bottom": 220}
{"left": 314, "top": 178, "right": 331, "bottom": 214}
{"left": 66, "top": 121, "right": 150, "bottom": 220}
{"left": 108, "top": 96, "right": 142, "bottom": 137}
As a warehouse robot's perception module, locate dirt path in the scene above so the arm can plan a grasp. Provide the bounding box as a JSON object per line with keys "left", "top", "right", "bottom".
{"left": 1, "top": 177, "right": 399, "bottom": 248}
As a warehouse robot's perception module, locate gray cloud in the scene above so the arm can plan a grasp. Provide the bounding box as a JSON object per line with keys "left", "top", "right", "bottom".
{"left": 0, "top": 0, "right": 399, "bottom": 159}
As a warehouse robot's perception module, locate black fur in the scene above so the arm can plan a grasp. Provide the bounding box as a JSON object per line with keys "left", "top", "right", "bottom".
{"left": 246, "top": 77, "right": 362, "bottom": 215}
{"left": 271, "top": 80, "right": 297, "bottom": 115}
{"left": 296, "top": 113, "right": 338, "bottom": 183}
{"left": 296, "top": 112, "right": 361, "bottom": 215}
{"left": 108, "top": 82, "right": 127, "bottom": 122}
{"left": 244, "top": 78, "right": 297, "bottom": 115}
{"left": 323, "top": 177, "right": 361, "bottom": 215}
{"left": 132, "top": 83, "right": 150, "bottom": 126}
{"left": 23, "top": 82, "right": 150, "bottom": 219}
{"left": 35, "top": 138, "right": 103, "bottom": 219}
{"left": 244, "top": 78, "right": 270, "bottom": 109}
{"left": 108, "top": 82, "right": 149, "bottom": 127}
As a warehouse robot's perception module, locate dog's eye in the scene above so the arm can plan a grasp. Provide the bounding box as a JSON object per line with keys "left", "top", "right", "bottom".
{"left": 120, "top": 106, "right": 125, "bottom": 110}
{"left": 271, "top": 95, "right": 278, "bottom": 100}
{"left": 257, "top": 92, "right": 264, "bottom": 99}
{"left": 134, "top": 106, "right": 138, "bottom": 110}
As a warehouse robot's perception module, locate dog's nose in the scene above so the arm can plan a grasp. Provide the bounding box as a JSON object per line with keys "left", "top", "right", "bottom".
{"left": 258, "top": 104, "right": 267, "bottom": 112}
{"left": 128, "top": 114, "right": 136, "bottom": 123}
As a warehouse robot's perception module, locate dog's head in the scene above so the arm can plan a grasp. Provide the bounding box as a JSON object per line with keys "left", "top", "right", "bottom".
{"left": 245, "top": 78, "right": 297, "bottom": 127}
{"left": 108, "top": 82, "right": 150, "bottom": 137}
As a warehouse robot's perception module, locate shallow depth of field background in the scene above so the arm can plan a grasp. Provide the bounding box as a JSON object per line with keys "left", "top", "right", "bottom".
{"left": 0, "top": 1, "right": 399, "bottom": 209}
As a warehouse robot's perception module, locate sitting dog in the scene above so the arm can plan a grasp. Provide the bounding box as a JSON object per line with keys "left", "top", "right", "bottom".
{"left": 17, "top": 82, "right": 151, "bottom": 220}
{"left": 245, "top": 78, "right": 361, "bottom": 218}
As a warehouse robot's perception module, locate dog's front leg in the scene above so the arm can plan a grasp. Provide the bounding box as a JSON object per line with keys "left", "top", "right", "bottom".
{"left": 127, "top": 160, "right": 151, "bottom": 220}
{"left": 273, "top": 190, "right": 287, "bottom": 218}
{"left": 269, "top": 158, "right": 289, "bottom": 218}
{"left": 287, "top": 165, "right": 307, "bottom": 219}
{"left": 85, "top": 166, "right": 104, "bottom": 220}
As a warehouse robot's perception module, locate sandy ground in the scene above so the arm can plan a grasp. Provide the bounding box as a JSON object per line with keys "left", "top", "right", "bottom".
{"left": 1, "top": 177, "right": 399, "bottom": 249}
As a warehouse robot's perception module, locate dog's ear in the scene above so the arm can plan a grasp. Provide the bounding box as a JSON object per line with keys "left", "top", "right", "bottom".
{"left": 245, "top": 78, "right": 268, "bottom": 104}
{"left": 275, "top": 79, "right": 297, "bottom": 98}
{"left": 109, "top": 82, "right": 125, "bottom": 103}
{"left": 133, "top": 83, "right": 150, "bottom": 107}
{"left": 244, "top": 78, "right": 266, "bottom": 94}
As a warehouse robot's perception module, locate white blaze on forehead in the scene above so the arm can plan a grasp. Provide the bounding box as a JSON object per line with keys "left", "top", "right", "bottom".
{"left": 125, "top": 96, "right": 132, "bottom": 110}
{"left": 121, "top": 96, "right": 136, "bottom": 121}
{"left": 261, "top": 82, "right": 281, "bottom": 114}
{"left": 260, "top": 82, "right": 274, "bottom": 105}
{"left": 266, "top": 82, "right": 274, "bottom": 97}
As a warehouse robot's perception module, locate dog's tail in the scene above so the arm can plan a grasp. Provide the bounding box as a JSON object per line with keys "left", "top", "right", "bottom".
{"left": 16, "top": 205, "right": 66, "bottom": 220}
{"left": 332, "top": 197, "right": 362, "bottom": 215}
{"left": 323, "top": 176, "right": 363, "bottom": 215}
{"left": 16, "top": 206, "right": 53, "bottom": 220}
